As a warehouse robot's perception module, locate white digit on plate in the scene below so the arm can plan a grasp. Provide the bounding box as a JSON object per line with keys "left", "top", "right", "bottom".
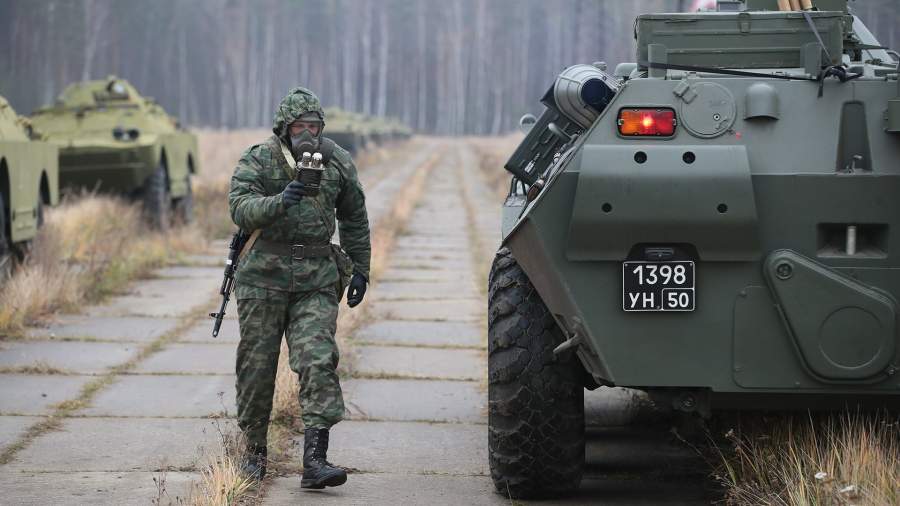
{"left": 645, "top": 265, "right": 658, "bottom": 285}
{"left": 632, "top": 265, "right": 643, "bottom": 285}
{"left": 659, "top": 265, "right": 672, "bottom": 284}
{"left": 674, "top": 265, "right": 687, "bottom": 285}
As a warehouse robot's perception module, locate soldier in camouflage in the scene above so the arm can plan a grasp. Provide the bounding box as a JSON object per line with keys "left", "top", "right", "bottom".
{"left": 229, "top": 87, "right": 370, "bottom": 489}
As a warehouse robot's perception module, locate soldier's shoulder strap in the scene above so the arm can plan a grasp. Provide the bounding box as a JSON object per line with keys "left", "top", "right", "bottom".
{"left": 238, "top": 229, "right": 262, "bottom": 261}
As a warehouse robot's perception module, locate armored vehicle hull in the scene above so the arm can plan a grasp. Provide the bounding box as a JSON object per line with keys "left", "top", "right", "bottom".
{"left": 30, "top": 77, "right": 197, "bottom": 228}
{"left": 0, "top": 96, "right": 59, "bottom": 272}
{"left": 490, "top": 0, "right": 899, "bottom": 498}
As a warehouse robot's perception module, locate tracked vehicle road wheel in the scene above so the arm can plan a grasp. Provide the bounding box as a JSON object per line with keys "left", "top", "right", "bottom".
{"left": 142, "top": 161, "right": 170, "bottom": 230}
{"left": 488, "top": 247, "right": 585, "bottom": 499}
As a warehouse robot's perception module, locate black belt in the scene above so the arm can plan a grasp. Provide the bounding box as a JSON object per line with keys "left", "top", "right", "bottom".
{"left": 254, "top": 239, "right": 333, "bottom": 259}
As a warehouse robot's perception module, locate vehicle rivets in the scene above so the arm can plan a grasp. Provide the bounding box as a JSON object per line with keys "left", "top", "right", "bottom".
{"left": 739, "top": 290, "right": 747, "bottom": 297}
{"left": 775, "top": 262, "right": 793, "bottom": 280}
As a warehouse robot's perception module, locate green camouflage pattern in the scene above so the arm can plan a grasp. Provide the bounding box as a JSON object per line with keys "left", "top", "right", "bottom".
{"left": 229, "top": 134, "right": 371, "bottom": 289}
{"left": 231, "top": 88, "right": 371, "bottom": 446}
{"left": 272, "top": 87, "right": 325, "bottom": 137}
{"left": 235, "top": 285, "right": 343, "bottom": 445}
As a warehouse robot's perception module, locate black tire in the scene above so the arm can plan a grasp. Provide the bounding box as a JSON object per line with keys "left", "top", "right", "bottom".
{"left": 11, "top": 198, "right": 44, "bottom": 261}
{"left": 488, "top": 247, "right": 585, "bottom": 499}
{"left": 173, "top": 176, "right": 194, "bottom": 225}
{"left": 0, "top": 192, "right": 11, "bottom": 281}
{"left": 142, "top": 161, "right": 170, "bottom": 230}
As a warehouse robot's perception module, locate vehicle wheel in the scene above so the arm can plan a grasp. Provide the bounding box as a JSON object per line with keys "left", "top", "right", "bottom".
{"left": 488, "top": 247, "right": 585, "bottom": 499}
{"left": 11, "top": 199, "right": 44, "bottom": 261}
{"left": 173, "top": 176, "right": 194, "bottom": 225}
{"left": 0, "top": 192, "right": 12, "bottom": 281}
{"left": 142, "top": 161, "right": 170, "bottom": 230}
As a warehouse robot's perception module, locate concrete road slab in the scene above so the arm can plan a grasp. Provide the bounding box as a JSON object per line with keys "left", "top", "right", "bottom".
{"left": 86, "top": 277, "right": 215, "bottom": 318}
{"left": 322, "top": 421, "right": 488, "bottom": 475}
{"left": 380, "top": 268, "right": 475, "bottom": 284}
{"left": 83, "top": 375, "right": 236, "bottom": 418}
{"left": 0, "top": 415, "right": 43, "bottom": 448}
{"left": 155, "top": 266, "right": 222, "bottom": 279}
{"left": 0, "top": 341, "right": 138, "bottom": 374}
{"left": 352, "top": 320, "right": 484, "bottom": 348}
{"left": 179, "top": 319, "right": 240, "bottom": 343}
{"left": 389, "top": 257, "right": 475, "bottom": 271}
{"left": 343, "top": 379, "right": 484, "bottom": 423}
{"left": 389, "top": 250, "right": 471, "bottom": 263}
{"left": 0, "top": 471, "right": 198, "bottom": 506}
{"left": 584, "top": 426, "right": 703, "bottom": 473}
{"left": 0, "top": 374, "right": 94, "bottom": 415}
{"left": 134, "top": 343, "right": 235, "bottom": 375}
{"left": 9, "top": 418, "right": 235, "bottom": 472}
{"left": 374, "top": 281, "right": 479, "bottom": 301}
{"left": 26, "top": 316, "right": 179, "bottom": 343}
{"left": 584, "top": 388, "right": 649, "bottom": 428}
{"left": 394, "top": 238, "right": 469, "bottom": 252}
{"left": 263, "top": 473, "right": 503, "bottom": 506}
{"left": 353, "top": 345, "right": 484, "bottom": 381}
{"left": 181, "top": 253, "right": 222, "bottom": 266}
{"left": 369, "top": 299, "right": 482, "bottom": 322}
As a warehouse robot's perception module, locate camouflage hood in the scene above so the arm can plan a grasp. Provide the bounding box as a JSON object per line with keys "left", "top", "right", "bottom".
{"left": 272, "top": 87, "right": 325, "bottom": 137}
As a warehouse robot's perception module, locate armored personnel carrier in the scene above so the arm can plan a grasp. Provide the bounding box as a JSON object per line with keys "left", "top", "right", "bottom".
{"left": 323, "top": 108, "right": 371, "bottom": 155}
{"left": 30, "top": 77, "right": 198, "bottom": 229}
{"left": 0, "top": 96, "right": 59, "bottom": 274}
{"left": 489, "top": 0, "right": 900, "bottom": 498}
{"left": 324, "top": 107, "right": 412, "bottom": 154}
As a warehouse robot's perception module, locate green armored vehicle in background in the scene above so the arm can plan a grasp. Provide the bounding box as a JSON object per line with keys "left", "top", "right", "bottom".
{"left": 324, "top": 108, "right": 371, "bottom": 155}
{"left": 489, "top": 0, "right": 900, "bottom": 498}
{"left": 324, "top": 107, "right": 412, "bottom": 154}
{"left": 30, "top": 77, "right": 198, "bottom": 228}
{"left": 0, "top": 96, "right": 58, "bottom": 273}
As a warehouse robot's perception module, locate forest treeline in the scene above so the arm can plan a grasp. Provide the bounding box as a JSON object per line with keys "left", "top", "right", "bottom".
{"left": 2, "top": 0, "right": 899, "bottom": 134}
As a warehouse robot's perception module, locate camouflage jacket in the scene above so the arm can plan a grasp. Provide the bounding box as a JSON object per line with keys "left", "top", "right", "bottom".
{"left": 229, "top": 135, "right": 371, "bottom": 292}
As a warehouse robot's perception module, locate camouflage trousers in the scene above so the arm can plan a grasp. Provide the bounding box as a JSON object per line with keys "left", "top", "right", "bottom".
{"left": 235, "top": 284, "right": 344, "bottom": 447}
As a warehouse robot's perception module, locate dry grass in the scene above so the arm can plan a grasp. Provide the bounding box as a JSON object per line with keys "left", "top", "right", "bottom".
{"left": 0, "top": 194, "right": 208, "bottom": 335}
{"left": 193, "top": 129, "right": 270, "bottom": 240}
{"left": 180, "top": 427, "right": 258, "bottom": 506}
{"left": 714, "top": 412, "right": 900, "bottom": 505}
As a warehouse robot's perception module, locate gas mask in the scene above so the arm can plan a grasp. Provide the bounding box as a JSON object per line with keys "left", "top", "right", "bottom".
{"left": 290, "top": 129, "right": 319, "bottom": 159}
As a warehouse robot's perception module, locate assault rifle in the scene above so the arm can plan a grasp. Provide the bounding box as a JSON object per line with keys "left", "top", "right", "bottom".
{"left": 210, "top": 230, "right": 249, "bottom": 337}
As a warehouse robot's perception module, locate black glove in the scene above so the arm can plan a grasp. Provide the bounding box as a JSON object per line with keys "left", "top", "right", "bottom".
{"left": 346, "top": 272, "right": 367, "bottom": 308}
{"left": 282, "top": 180, "right": 305, "bottom": 208}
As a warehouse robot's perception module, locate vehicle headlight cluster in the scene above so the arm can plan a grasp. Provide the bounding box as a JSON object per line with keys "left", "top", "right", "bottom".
{"left": 112, "top": 127, "right": 140, "bottom": 141}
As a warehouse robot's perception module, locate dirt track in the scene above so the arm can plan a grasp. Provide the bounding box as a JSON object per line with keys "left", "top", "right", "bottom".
{"left": 0, "top": 138, "right": 715, "bottom": 505}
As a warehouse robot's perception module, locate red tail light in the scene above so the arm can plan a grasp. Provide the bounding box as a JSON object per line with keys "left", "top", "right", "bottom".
{"left": 617, "top": 108, "right": 677, "bottom": 137}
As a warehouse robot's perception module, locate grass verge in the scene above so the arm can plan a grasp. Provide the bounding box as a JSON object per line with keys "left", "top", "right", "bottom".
{"left": 713, "top": 412, "right": 899, "bottom": 505}
{"left": 0, "top": 195, "right": 210, "bottom": 336}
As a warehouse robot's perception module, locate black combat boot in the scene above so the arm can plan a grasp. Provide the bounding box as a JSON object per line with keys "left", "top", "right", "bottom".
{"left": 301, "top": 428, "right": 347, "bottom": 489}
{"left": 239, "top": 445, "right": 267, "bottom": 481}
